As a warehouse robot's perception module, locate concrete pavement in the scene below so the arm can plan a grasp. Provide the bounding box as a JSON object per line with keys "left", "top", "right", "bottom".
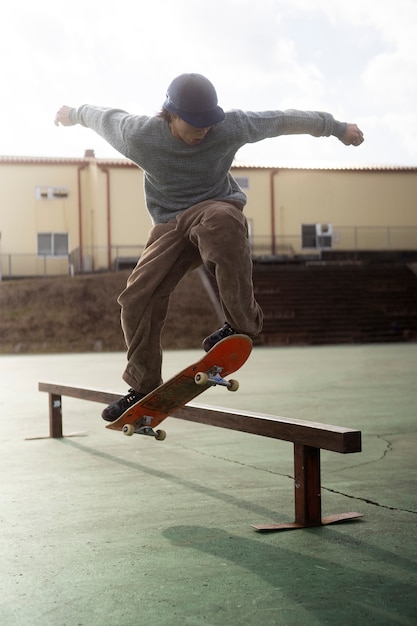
{"left": 1, "top": 344, "right": 416, "bottom": 625}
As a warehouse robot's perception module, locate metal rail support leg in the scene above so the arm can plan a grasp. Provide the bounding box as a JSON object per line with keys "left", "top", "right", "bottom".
{"left": 49, "top": 393, "right": 63, "bottom": 438}
{"left": 294, "top": 443, "right": 321, "bottom": 526}
{"left": 253, "top": 442, "right": 363, "bottom": 531}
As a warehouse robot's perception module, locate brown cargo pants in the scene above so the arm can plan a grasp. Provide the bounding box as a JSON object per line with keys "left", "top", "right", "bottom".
{"left": 117, "top": 200, "right": 263, "bottom": 393}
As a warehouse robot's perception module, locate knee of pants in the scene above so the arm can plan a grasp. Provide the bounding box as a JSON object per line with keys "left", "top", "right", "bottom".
{"left": 201, "top": 203, "right": 248, "bottom": 235}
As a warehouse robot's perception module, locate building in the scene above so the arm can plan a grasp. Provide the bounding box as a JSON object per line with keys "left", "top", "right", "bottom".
{"left": 1, "top": 152, "right": 416, "bottom": 278}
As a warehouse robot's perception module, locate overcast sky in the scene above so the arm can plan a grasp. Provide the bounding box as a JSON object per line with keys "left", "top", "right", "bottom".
{"left": 1, "top": 0, "right": 416, "bottom": 167}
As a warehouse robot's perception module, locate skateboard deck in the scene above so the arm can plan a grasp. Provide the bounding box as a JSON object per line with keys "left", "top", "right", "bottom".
{"left": 106, "top": 334, "right": 252, "bottom": 440}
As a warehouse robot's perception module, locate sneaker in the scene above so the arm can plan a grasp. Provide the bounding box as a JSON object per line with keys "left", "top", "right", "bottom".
{"left": 202, "top": 322, "right": 238, "bottom": 352}
{"left": 101, "top": 388, "right": 145, "bottom": 422}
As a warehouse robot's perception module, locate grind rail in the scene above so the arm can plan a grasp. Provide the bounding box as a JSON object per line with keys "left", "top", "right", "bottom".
{"left": 38, "top": 382, "right": 363, "bottom": 531}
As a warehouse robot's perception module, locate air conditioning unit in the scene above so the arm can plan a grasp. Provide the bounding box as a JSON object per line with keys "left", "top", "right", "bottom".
{"left": 301, "top": 224, "right": 334, "bottom": 249}
{"left": 316, "top": 223, "right": 333, "bottom": 249}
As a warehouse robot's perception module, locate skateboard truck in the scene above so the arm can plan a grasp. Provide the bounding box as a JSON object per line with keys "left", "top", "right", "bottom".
{"left": 194, "top": 366, "right": 239, "bottom": 391}
{"left": 122, "top": 416, "right": 167, "bottom": 440}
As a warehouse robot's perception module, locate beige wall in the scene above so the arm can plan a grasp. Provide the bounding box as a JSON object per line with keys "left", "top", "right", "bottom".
{"left": 77, "top": 163, "right": 150, "bottom": 271}
{"left": 0, "top": 159, "right": 150, "bottom": 275}
{"left": 234, "top": 168, "right": 273, "bottom": 254}
{"left": 1, "top": 157, "right": 416, "bottom": 276}
{"left": 105, "top": 167, "right": 151, "bottom": 246}
{"left": 272, "top": 170, "right": 417, "bottom": 228}
{"left": 269, "top": 169, "right": 417, "bottom": 252}
{"left": 1, "top": 162, "right": 81, "bottom": 275}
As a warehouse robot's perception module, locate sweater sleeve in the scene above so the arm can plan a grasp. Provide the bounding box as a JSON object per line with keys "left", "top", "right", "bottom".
{"left": 69, "top": 105, "right": 149, "bottom": 158}
{"left": 229, "top": 109, "right": 347, "bottom": 143}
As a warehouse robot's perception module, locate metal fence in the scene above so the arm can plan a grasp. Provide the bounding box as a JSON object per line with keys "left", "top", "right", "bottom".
{"left": 251, "top": 226, "right": 417, "bottom": 256}
{"left": 0, "top": 245, "right": 144, "bottom": 279}
{"left": 1, "top": 226, "right": 417, "bottom": 279}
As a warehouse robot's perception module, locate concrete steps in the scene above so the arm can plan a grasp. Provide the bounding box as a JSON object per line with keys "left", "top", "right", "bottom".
{"left": 252, "top": 261, "right": 417, "bottom": 345}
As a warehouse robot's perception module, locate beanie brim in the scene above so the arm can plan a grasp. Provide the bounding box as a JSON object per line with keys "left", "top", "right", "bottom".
{"left": 164, "top": 99, "right": 225, "bottom": 128}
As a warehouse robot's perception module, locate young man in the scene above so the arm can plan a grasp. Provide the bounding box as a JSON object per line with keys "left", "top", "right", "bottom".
{"left": 54, "top": 73, "right": 364, "bottom": 421}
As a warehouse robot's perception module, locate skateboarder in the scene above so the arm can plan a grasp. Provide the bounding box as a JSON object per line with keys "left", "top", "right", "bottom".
{"left": 54, "top": 73, "right": 364, "bottom": 421}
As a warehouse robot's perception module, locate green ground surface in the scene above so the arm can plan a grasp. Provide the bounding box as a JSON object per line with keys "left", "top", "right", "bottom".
{"left": 1, "top": 344, "right": 416, "bottom": 625}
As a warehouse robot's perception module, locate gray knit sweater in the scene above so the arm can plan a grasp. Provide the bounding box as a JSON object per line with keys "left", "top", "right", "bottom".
{"left": 70, "top": 106, "right": 347, "bottom": 224}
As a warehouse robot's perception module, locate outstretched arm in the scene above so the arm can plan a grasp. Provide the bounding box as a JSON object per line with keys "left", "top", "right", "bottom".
{"left": 340, "top": 123, "right": 364, "bottom": 147}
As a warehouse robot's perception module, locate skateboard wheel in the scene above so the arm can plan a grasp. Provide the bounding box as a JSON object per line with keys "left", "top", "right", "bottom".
{"left": 155, "top": 429, "right": 166, "bottom": 441}
{"left": 227, "top": 379, "right": 239, "bottom": 392}
{"left": 123, "top": 424, "right": 135, "bottom": 436}
{"left": 195, "top": 372, "right": 209, "bottom": 386}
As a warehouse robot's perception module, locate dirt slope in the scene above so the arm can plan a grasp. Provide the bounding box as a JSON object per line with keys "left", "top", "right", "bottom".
{"left": 0, "top": 269, "right": 219, "bottom": 354}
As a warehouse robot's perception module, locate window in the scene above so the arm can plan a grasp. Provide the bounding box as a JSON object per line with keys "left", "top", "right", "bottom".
{"left": 301, "top": 224, "right": 317, "bottom": 248}
{"left": 37, "top": 233, "right": 69, "bottom": 256}
{"left": 234, "top": 176, "right": 249, "bottom": 190}
{"left": 35, "top": 186, "right": 69, "bottom": 199}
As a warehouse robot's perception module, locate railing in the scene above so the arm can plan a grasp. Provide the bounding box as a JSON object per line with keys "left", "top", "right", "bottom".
{"left": 38, "top": 381, "right": 362, "bottom": 531}
{"left": 0, "top": 245, "right": 144, "bottom": 279}
{"left": 1, "top": 227, "right": 417, "bottom": 278}
{"left": 332, "top": 226, "right": 417, "bottom": 251}
{"left": 69, "top": 245, "right": 144, "bottom": 273}
{"left": 251, "top": 226, "right": 417, "bottom": 258}
{"left": 0, "top": 254, "right": 71, "bottom": 279}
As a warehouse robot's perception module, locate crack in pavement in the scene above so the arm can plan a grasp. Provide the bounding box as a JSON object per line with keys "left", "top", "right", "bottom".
{"left": 322, "top": 485, "right": 416, "bottom": 515}
{"left": 178, "top": 442, "right": 417, "bottom": 517}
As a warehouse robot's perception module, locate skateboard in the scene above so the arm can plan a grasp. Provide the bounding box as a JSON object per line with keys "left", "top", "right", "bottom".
{"left": 106, "top": 334, "right": 252, "bottom": 440}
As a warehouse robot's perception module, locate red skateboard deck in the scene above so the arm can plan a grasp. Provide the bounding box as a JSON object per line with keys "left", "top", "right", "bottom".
{"left": 106, "top": 334, "right": 252, "bottom": 440}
